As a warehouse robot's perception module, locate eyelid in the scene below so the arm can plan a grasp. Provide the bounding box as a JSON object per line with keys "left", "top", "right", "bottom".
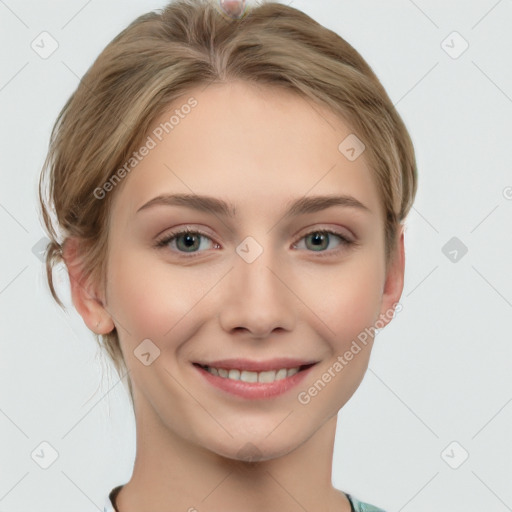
{"left": 293, "top": 223, "right": 355, "bottom": 243}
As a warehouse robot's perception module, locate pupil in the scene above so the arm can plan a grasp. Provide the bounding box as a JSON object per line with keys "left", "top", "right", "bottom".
{"left": 309, "top": 232, "right": 327, "bottom": 251}
{"left": 180, "top": 234, "right": 199, "bottom": 251}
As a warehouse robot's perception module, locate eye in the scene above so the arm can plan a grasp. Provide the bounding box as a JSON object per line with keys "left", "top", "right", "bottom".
{"left": 154, "top": 227, "right": 356, "bottom": 257}
{"left": 292, "top": 229, "right": 354, "bottom": 255}
{"left": 154, "top": 228, "right": 218, "bottom": 254}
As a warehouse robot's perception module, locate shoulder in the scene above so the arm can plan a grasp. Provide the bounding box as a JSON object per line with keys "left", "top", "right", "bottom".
{"left": 346, "top": 493, "right": 388, "bottom": 512}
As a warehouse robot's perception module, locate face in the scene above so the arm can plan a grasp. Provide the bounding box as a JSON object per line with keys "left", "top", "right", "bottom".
{"left": 87, "top": 80, "right": 403, "bottom": 461}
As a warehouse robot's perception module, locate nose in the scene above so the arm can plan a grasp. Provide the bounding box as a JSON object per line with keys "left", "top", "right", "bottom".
{"left": 217, "top": 243, "right": 297, "bottom": 338}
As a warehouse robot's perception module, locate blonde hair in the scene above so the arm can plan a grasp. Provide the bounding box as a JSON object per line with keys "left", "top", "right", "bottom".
{"left": 38, "top": 0, "right": 418, "bottom": 408}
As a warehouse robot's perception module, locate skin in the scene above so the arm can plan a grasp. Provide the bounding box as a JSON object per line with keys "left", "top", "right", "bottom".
{"left": 65, "top": 80, "right": 405, "bottom": 512}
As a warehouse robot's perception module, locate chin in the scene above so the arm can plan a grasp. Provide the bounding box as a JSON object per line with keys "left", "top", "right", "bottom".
{"left": 202, "top": 430, "right": 307, "bottom": 465}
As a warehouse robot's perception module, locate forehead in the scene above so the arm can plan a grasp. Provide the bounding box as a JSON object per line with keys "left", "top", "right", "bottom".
{"left": 110, "top": 80, "right": 381, "bottom": 223}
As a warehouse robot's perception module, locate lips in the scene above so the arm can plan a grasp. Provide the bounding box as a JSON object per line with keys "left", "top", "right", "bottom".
{"left": 193, "top": 359, "right": 318, "bottom": 399}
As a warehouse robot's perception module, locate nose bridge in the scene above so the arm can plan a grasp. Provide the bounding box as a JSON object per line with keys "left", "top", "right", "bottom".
{"left": 234, "top": 236, "right": 283, "bottom": 302}
{"left": 218, "top": 235, "right": 296, "bottom": 335}
{"left": 237, "top": 241, "right": 279, "bottom": 296}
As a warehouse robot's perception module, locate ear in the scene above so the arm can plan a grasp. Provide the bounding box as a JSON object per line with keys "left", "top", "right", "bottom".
{"left": 62, "top": 237, "right": 115, "bottom": 335}
{"left": 376, "top": 224, "right": 405, "bottom": 328}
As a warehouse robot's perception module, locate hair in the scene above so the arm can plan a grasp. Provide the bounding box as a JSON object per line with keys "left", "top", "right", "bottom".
{"left": 38, "top": 0, "right": 418, "bottom": 409}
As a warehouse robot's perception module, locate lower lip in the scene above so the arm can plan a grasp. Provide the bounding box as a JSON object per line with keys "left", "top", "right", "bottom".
{"left": 193, "top": 364, "right": 315, "bottom": 400}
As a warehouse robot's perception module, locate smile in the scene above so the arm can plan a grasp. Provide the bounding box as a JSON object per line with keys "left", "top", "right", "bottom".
{"left": 193, "top": 361, "right": 317, "bottom": 400}
{"left": 198, "top": 364, "right": 313, "bottom": 383}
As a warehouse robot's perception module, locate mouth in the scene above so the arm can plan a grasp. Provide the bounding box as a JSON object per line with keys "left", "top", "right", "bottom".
{"left": 192, "top": 359, "right": 318, "bottom": 399}
{"left": 193, "top": 362, "right": 316, "bottom": 383}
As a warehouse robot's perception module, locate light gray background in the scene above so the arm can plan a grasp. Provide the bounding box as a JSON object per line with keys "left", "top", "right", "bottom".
{"left": 1, "top": 0, "right": 511, "bottom": 511}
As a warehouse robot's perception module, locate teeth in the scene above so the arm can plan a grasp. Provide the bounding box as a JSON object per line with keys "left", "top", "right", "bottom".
{"left": 228, "top": 369, "right": 240, "bottom": 380}
{"left": 276, "top": 368, "right": 288, "bottom": 380}
{"left": 258, "top": 370, "right": 276, "bottom": 383}
{"left": 241, "top": 370, "right": 258, "bottom": 383}
{"left": 204, "top": 365, "right": 302, "bottom": 383}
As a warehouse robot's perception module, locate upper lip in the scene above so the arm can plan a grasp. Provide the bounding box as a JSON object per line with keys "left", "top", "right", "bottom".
{"left": 194, "top": 358, "right": 318, "bottom": 372}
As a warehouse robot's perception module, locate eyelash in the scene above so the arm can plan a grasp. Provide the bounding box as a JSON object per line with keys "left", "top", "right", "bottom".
{"left": 154, "top": 227, "right": 356, "bottom": 258}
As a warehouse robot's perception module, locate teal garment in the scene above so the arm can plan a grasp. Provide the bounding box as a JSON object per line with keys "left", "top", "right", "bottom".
{"left": 104, "top": 486, "right": 387, "bottom": 512}
{"left": 346, "top": 493, "right": 388, "bottom": 512}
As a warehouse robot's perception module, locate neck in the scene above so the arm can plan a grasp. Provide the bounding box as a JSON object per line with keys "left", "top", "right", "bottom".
{"left": 114, "top": 395, "right": 351, "bottom": 512}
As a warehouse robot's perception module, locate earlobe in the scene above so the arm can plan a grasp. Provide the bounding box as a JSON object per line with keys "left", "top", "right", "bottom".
{"left": 62, "top": 237, "right": 114, "bottom": 334}
{"left": 377, "top": 224, "right": 406, "bottom": 329}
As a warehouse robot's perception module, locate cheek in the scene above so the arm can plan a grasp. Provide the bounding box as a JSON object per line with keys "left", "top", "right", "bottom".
{"left": 293, "top": 254, "right": 384, "bottom": 415}
{"left": 106, "top": 248, "right": 216, "bottom": 349}
{"left": 302, "top": 249, "right": 385, "bottom": 347}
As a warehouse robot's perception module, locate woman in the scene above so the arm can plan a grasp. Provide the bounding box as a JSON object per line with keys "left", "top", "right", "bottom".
{"left": 39, "top": 1, "right": 417, "bottom": 510}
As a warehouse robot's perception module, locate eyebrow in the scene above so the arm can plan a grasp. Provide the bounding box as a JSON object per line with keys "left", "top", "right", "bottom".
{"left": 136, "top": 193, "right": 371, "bottom": 218}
